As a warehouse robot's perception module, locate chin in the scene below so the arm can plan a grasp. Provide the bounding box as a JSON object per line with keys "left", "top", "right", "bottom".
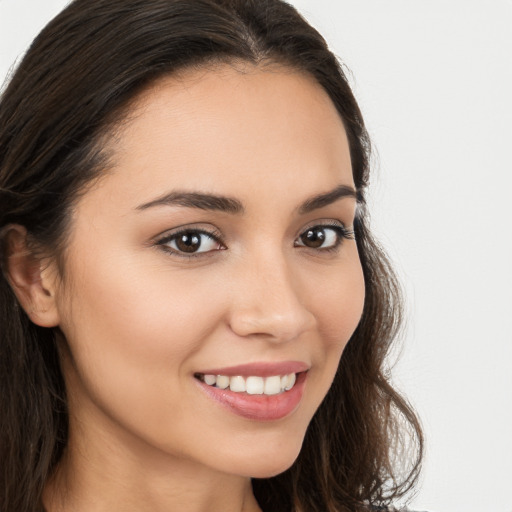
{"left": 230, "top": 434, "right": 305, "bottom": 479}
{"left": 249, "top": 458, "right": 298, "bottom": 479}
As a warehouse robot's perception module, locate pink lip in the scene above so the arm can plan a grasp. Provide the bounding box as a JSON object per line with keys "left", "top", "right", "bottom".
{"left": 196, "top": 361, "right": 309, "bottom": 421}
{"left": 197, "top": 360, "right": 309, "bottom": 377}
{"left": 196, "top": 372, "right": 307, "bottom": 421}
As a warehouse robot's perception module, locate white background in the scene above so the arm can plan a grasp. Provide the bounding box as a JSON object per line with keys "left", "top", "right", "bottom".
{"left": 1, "top": 1, "right": 511, "bottom": 512}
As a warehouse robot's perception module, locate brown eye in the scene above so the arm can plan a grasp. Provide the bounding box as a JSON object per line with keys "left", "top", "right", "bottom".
{"left": 295, "top": 224, "right": 352, "bottom": 250}
{"left": 160, "top": 230, "right": 222, "bottom": 255}
{"left": 300, "top": 227, "right": 327, "bottom": 248}
{"left": 175, "top": 232, "right": 202, "bottom": 253}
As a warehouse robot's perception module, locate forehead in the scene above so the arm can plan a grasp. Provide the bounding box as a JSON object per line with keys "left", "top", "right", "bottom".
{"left": 82, "top": 63, "right": 353, "bottom": 215}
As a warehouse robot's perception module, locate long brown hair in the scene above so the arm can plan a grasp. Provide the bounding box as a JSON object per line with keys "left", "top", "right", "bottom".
{"left": 0, "top": 1, "right": 423, "bottom": 511}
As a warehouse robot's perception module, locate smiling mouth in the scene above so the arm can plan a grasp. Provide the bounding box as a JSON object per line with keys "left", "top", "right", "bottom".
{"left": 195, "top": 372, "right": 298, "bottom": 395}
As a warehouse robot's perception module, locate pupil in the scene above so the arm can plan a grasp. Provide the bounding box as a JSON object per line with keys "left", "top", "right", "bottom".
{"left": 302, "top": 228, "right": 325, "bottom": 248}
{"left": 176, "top": 232, "right": 201, "bottom": 253}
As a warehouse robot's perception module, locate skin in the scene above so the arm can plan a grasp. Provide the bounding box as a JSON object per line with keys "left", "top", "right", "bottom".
{"left": 11, "top": 64, "right": 365, "bottom": 512}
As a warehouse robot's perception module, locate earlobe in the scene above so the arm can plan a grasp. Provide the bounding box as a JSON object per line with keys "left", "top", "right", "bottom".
{"left": 2, "top": 225, "right": 60, "bottom": 328}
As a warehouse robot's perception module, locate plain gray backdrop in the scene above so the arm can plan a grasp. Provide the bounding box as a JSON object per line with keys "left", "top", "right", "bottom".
{"left": 1, "top": 1, "right": 511, "bottom": 511}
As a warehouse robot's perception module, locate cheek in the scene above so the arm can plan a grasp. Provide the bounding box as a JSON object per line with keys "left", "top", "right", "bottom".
{"left": 55, "top": 250, "right": 225, "bottom": 409}
{"left": 55, "top": 252, "right": 238, "bottom": 462}
{"left": 311, "top": 249, "right": 365, "bottom": 349}
{"left": 299, "top": 245, "right": 365, "bottom": 401}
{"left": 60, "top": 249, "right": 218, "bottom": 345}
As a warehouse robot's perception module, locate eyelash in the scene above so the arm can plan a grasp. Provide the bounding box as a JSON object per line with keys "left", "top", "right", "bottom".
{"left": 156, "top": 222, "right": 355, "bottom": 259}
{"left": 156, "top": 227, "right": 224, "bottom": 259}
{"left": 294, "top": 222, "right": 355, "bottom": 253}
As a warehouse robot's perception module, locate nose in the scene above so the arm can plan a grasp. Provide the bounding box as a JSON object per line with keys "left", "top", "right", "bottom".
{"left": 227, "top": 251, "right": 316, "bottom": 343}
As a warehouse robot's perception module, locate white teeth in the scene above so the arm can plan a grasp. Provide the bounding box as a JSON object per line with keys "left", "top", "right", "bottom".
{"left": 200, "top": 372, "right": 298, "bottom": 395}
{"left": 264, "top": 375, "right": 281, "bottom": 395}
{"left": 204, "top": 374, "right": 216, "bottom": 385}
{"left": 216, "top": 375, "right": 230, "bottom": 389}
{"left": 229, "top": 375, "right": 246, "bottom": 393}
{"left": 284, "top": 372, "right": 296, "bottom": 391}
{"left": 246, "top": 376, "right": 264, "bottom": 395}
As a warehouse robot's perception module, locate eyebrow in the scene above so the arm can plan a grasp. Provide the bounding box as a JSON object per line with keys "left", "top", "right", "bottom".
{"left": 135, "top": 184, "right": 358, "bottom": 214}
{"left": 298, "top": 184, "right": 358, "bottom": 214}
{"left": 136, "top": 191, "right": 244, "bottom": 214}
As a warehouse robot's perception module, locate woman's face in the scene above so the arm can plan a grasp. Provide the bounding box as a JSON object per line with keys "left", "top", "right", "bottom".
{"left": 52, "top": 64, "right": 365, "bottom": 479}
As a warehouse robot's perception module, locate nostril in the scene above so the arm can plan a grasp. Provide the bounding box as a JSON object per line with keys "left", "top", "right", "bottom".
{"left": 228, "top": 305, "right": 315, "bottom": 342}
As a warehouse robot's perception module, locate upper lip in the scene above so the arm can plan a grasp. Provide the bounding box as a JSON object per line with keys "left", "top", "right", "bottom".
{"left": 196, "top": 361, "right": 309, "bottom": 377}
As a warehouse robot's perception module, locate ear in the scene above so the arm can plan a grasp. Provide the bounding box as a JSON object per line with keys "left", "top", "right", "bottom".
{"left": 2, "top": 225, "right": 60, "bottom": 327}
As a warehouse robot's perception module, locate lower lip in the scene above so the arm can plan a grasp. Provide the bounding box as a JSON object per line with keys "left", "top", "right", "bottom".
{"left": 196, "top": 372, "right": 307, "bottom": 421}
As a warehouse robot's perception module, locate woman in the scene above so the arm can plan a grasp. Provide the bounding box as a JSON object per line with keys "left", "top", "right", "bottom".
{"left": 0, "top": 1, "right": 423, "bottom": 511}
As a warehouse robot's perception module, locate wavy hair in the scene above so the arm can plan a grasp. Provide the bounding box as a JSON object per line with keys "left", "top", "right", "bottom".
{"left": 0, "top": 1, "right": 423, "bottom": 511}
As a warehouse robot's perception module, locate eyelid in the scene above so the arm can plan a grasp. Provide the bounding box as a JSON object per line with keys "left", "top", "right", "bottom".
{"left": 297, "top": 219, "right": 354, "bottom": 238}
{"left": 294, "top": 219, "right": 355, "bottom": 251}
{"left": 155, "top": 224, "right": 225, "bottom": 258}
{"left": 154, "top": 223, "right": 223, "bottom": 242}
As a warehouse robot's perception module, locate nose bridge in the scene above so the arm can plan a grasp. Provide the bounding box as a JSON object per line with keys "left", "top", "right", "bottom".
{"left": 228, "top": 245, "right": 315, "bottom": 342}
